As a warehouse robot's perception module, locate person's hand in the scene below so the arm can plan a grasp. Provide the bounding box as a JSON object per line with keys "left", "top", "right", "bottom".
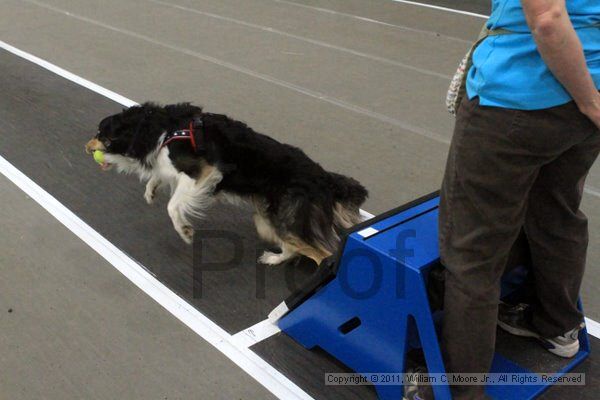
{"left": 578, "top": 92, "right": 600, "bottom": 131}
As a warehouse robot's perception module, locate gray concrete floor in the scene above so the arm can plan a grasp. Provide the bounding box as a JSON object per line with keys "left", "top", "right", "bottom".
{"left": 0, "top": 174, "right": 275, "bottom": 400}
{"left": 1, "top": 0, "right": 599, "bottom": 397}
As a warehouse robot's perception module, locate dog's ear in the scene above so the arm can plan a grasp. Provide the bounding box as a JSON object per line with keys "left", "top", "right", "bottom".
{"left": 98, "top": 114, "right": 119, "bottom": 138}
{"left": 109, "top": 115, "right": 123, "bottom": 134}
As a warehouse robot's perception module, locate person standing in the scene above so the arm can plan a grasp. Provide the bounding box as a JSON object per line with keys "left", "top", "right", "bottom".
{"left": 439, "top": 0, "right": 600, "bottom": 399}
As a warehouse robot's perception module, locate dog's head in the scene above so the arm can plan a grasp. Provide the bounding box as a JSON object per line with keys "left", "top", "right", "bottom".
{"left": 85, "top": 103, "right": 165, "bottom": 171}
{"left": 86, "top": 102, "right": 203, "bottom": 171}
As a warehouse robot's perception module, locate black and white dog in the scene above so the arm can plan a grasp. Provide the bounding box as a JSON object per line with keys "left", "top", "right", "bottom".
{"left": 86, "top": 103, "right": 368, "bottom": 266}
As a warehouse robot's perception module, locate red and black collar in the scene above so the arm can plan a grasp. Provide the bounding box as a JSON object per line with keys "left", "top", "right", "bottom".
{"left": 161, "top": 116, "right": 204, "bottom": 152}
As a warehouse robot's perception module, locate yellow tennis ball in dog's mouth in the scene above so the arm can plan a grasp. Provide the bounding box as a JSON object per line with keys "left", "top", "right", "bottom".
{"left": 93, "top": 150, "right": 105, "bottom": 165}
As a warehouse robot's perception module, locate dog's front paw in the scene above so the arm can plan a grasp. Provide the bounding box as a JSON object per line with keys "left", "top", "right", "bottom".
{"left": 144, "top": 186, "right": 156, "bottom": 205}
{"left": 177, "top": 225, "right": 194, "bottom": 244}
{"left": 258, "top": 251, "right": 285, "bottom": 266}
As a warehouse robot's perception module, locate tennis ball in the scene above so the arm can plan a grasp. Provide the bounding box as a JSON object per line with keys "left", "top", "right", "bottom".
{"left": 93, "top": 150, "right": 105, "bottom": 165}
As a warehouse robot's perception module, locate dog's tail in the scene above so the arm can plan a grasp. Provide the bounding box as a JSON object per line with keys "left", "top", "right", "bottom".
{"left": 329, "top": 172, "right": 368, "bottom": 230}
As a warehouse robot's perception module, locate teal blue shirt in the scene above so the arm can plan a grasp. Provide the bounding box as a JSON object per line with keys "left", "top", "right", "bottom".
{"left": 467, "top": 0, "right": 600, "bottom": 110}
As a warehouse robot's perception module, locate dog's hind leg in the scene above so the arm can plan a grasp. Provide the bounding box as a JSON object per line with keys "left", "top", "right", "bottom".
{"left": 253, "top": 213, "right": 299, "bottom": 265}
{"left": 253, "top": 213, "right": 280, "bottom": 244}
{"left": 284, "top": 237, "right": 332, "bottom": 267}
{"left": 333, "top": 202, "right": 363, "bottom": 229}
{"left": 296, "top": 245, "right": 331, "bottom": 267}
{"left": 258, "top": 243, "right": 298, "bottom": 266}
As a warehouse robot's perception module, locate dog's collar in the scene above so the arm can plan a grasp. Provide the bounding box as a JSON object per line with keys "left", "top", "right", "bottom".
{"left": 161, "top": 116, "right": 204, "bottom": 152}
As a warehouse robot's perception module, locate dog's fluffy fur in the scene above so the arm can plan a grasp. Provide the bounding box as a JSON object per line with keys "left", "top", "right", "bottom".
{"left": 86, "top": 103, "right": 368, "bottom": 266}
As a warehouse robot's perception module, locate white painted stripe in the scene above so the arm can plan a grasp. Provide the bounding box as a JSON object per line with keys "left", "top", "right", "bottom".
{"left": 357, "top": 227, "right": 379, "bottom": 238}
{"left": 268, "top": 301, "right": 291, "bottom": 323}
{"left": 390, "top": 0, "right": 488, "bottom": 19}
{"left": 0, "top": 41, "right": 137, "bottom": 108}
{"left": 0, "top": 156, "right": 312, "bottom": 400}
{"left": 584, "top": 185, "right": 600, "bottom": 199}
{"left": 232, "top": 318, "right": 282, "bottom": 348}
{"left": 360, "top": 209, "right": 375, "bottom": 220}
{"left": 585, "top": 317, "right": 600, "bottom": 339}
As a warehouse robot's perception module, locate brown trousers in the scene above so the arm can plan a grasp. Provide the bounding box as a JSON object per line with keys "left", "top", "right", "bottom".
{"left": 439, "top": 96, "right": 600, "bottom": 400}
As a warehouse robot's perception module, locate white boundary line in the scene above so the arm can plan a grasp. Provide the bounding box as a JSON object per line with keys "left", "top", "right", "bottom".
{"left": 585, "top": 185, "right": 600, "bottom": 198}
{"left": 0, "top": 42, "right": 138, "bottom": 108}
{"left": 232, "top": 319, "right": 284, "bottom": 348}
{"left": 585, "top": 317, "right": 600, "bottom": 339}
{"left": 0, "top": 40, "right": 313, "bottom": 400}
{"left": 390, "top": 0, "right": 488, "bottom": 19}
